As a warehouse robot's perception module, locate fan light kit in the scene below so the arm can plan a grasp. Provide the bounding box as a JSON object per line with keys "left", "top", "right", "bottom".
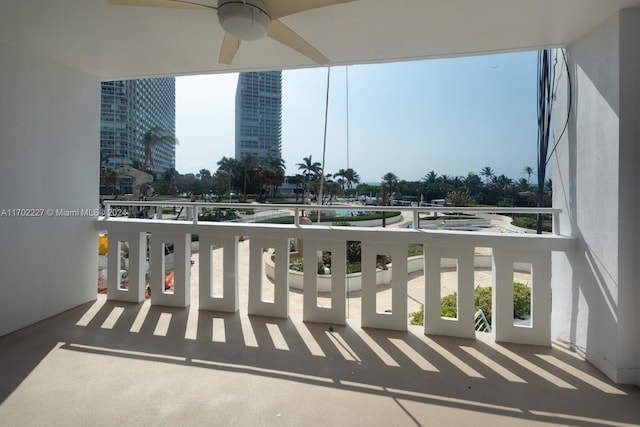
{"left": 108, "top": 0, "right": 357, "bottom": 64}
{"left": 218, "top": 0, "right": 270, "bottom": 42}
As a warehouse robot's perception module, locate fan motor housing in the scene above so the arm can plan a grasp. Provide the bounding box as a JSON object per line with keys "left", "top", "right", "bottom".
{"left": 218, "top": 0, "right": 271, "bottom": 41}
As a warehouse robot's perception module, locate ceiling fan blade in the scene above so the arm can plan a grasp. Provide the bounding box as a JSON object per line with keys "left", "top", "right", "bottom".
{"left": 219, "top": 33, "right": 241, "bottom": 64}
{"left": 267, "top": 19, "right": 328, "bottom": 64}
{"left": 108, "top": 0, "right": 216, "bottom": 10}
{"left": 265, "top": 0, "right": 356, "bottom": 20}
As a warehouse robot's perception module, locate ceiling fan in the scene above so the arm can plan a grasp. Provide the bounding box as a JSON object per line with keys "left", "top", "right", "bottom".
{"left": 108, "top": 0, "right": 356, "bottom": 65}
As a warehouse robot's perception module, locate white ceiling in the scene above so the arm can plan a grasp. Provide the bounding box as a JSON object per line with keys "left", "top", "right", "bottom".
{"left": 2, "top": 0, "right": 640, "bottom": 80}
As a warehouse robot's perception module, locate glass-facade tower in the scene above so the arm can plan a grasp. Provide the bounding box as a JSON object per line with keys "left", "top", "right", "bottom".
{"left": 235, "top": 71, "right": 282, "bottom": 161}
{"left": 100, "top": 77, "right": 176, "bottom": 174}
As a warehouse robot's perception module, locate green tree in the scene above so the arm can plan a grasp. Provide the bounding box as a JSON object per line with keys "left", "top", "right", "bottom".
{"left": 480, "top": 166, "right": 495, "bottom": 184}
{"left": 100, "top": 167, "right": 120, "bottom": 195}
{"left": 445, "top": 190, "right": 473, "bottom": 207}
{"left": 264, "top": 156, "right": 286, "bottom": 197}
{"left": 239, "top": 155, "right": 258, "bottom": 200}
{"left": 334, "top": 168, "right": 347, "bottom": 191}
{"left": 343, "top": 168, "right": 360, "bottom": 194}
{"left": 381, "top": 172, "right": 399, "bottom": 189}
{"left": 522, "top": 165, "right": 535, "bottom": 184}
{"left": 422, "top": 170, "right": 438, "bottom": 183}
{"left": 286, "top": 174, "right": 305, "bottom": 201}
{"left": 195, "top": 168, "right": 213, "bottom": 196}
{"left": 297, "top": 155, "right": 322, "bottom": 202}
{"left": 462, "top": 172, "right": 483, "bottom": 200}
{"left": 216, "top": 156, "right": 241, "bottom": 194}
{"left": 141, "top": 127, "right": 179, "bottom": 173}
{"left": 162, "top": 168, "right": 180, "bottom": 182}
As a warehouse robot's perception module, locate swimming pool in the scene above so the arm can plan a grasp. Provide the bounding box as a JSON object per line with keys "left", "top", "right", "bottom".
{"left": 335, "top": 209, "right": 361, "bottom": 216}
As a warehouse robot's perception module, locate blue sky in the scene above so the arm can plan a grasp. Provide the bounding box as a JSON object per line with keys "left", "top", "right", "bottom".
{"left": 175, "top": 50, "right": 539, "bottom": 183}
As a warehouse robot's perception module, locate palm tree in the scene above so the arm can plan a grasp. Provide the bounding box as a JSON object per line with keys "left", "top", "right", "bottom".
{"left": 216, "top": 156, "right": 238, "bottom": 174}
{"left": 480, "top": 166, "right": 495, "bottom": 184}
{"left": 266, "top": 155, "right": 286, "bottom": 173}
{"left": 492, "top": 174, "right": 513, "bottom": 191}
{"left": 381, "top": 172, "right": 399, "bottom": 189}
{"left": 422, "top": 171, "right": 438, "bottom": 183}
{"left": 343, "top": 168, "right": 360, "bottom": 193}
{"left": 239, "top": 155, "right": 257, "bottom": 200}
{"left": 141, "top": 127, "right": 179, "bottom": 173}
{"left": 297, "top": 155, "right": 322, "bottom": 202}
{"left": 517, "top": 177, "right": 531, "bottom": 192}
{"left": 253, "top": 157, "right": 285, "bottom": 201}
{"left": 265, "top": 156, "right": 286, "bottom": 196}
{"left": 522, "top": 165, "right": 535, "bottom": 184}
{"left": 439, "top": 174, "right": 452, "bottom": 184}
{"left": 286, "top": 174, "right": 305, "bottom": 201}
{"left": 462, "top": 172, "right": 483, "bottom": 197}
{"left": 334, "top": 168, "right": 347, "bottom": 191}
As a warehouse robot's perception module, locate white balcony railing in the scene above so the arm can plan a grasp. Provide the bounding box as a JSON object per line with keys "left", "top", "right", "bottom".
{"left": 97, "top": 202, "right": 574, "bottom": 346}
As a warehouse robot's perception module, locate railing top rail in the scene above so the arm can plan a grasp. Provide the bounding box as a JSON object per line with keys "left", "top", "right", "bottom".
{"left": 102, "top": 200, "right": 560, "bottom": 214}
{"left": 95, "top": 216, "right": 576, "bottom": 252}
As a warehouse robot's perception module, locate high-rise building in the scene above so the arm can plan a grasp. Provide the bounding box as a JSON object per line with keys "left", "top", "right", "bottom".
{"left": 235, "top": 71, "right": 282, "bottom": 161}
{"left": 100, "top": 78, "right": 176, "bottom": 174}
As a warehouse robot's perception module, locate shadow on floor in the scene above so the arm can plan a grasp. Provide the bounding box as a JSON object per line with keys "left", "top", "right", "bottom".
{"left": 1, "top": 297, "right": 639, "bottom": 426}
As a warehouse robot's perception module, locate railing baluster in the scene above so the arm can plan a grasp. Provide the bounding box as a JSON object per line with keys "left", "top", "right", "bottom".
{"left": 149, "top": 232, "right": 191, "bottom": 308}
{"left": 302, "top": 239, "right": 346, "bottom": 325}
{"left": 424, "top": 246, "right": 475, "bottom": 339}
{"left": 199, "top": 234, "right": 239, "bottom": 312}
{"left": 248, "top": 237, "right": 290, "bottom": 318}
{"left": 105, "top": 231, "right": 146, "bottom": 303}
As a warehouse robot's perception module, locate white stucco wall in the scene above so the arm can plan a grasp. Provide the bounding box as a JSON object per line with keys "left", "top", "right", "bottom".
{"left": 617, "top": 8, "right": 640, "bottom": 386}
{"left": 552, "top": 8, "right": 640, "bottom": 385}
{"left": 0, "top": 41, "right": 99, "bottom": 336}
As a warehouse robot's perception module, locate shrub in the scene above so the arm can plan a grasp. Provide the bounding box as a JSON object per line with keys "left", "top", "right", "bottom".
{"left": 409, "top": 282, "right": 531, "bottom": 326}
{"left": 408, "top": 244, "right": 423, "bottom": 257}
{"left": 322, "top": 252, "right": 332, "bottom": 268}
{"left": 441, "top": 306, "right": 458, "bottom": 319}
{"left": 512, "top": 282, "right": 531, "bottom": 319}
{"left": 511, "top": 214, "right": 552, "bottom": 232}
{"left": 289, "top": 258, "right": 304, "bottom": 272}
{"left": 198, "top": 208, "right": 239, "bottom": 222}
{"left": 346, "top": 261, "right": 361, "bottom": 274}
{"left": 346, "top": 241, "right": 361, "bottom": 264}
{"left": 440, "top": 293, "right": 458, "bottom": 318}
{"left": 474, "top": 286, "right": 492, "bottom": 322}
{"left": 409, "top": 305, "right": 423, "bottom": 326}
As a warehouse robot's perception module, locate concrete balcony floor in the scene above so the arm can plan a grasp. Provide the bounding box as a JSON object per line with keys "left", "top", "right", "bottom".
{"left": 1, "top": 293, "right": 639, "bottom": 426}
